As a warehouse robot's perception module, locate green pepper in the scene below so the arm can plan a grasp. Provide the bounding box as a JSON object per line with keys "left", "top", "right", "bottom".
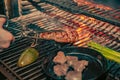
{"left": 17, "top": 47, "right": 39, "bottom": 67}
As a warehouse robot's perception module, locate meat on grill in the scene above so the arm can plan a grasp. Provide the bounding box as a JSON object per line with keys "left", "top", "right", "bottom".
{"left": 66, "top": 56, "right": 78, "bottom": 66}
{"left": 39, "top": 26, "right": 91, "bottom": 43}
{"left": 65, "top": 71, "right": 82, "bottom": 80}
{"left": 53, "top": 51, "right": 67, "bottom": 64}
{"left": 53, "top": 64, "right": 69, "bottom": 76}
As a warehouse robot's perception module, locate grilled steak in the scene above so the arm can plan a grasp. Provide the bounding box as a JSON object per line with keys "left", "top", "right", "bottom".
{"left": 39, "top": 26, "right": 91, "bottom": 43}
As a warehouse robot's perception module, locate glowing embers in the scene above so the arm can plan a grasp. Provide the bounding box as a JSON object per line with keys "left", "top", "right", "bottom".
{"left": 73, "top": 0, "right": 112, "bottom": 10}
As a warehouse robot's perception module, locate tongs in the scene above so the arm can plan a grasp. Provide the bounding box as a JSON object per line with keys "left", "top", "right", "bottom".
{"left": 17, "top": 29, "right": 64, "bottom": 47}
{"left": 4, "top": 19, "right": 64, "bottom": 39}
{"left": 14, "top": 29, "right": 64, "bottom": 39}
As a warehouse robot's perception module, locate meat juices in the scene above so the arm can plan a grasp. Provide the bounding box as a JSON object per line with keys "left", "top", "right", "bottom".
{"left": 53, "top": 51, "right": 67, "bottom": 64}
{"left": 53, "top": 51, "right": 89, "bottom": 80}
{"left": 65, "top": 71, "right": 82, "bottom": 80}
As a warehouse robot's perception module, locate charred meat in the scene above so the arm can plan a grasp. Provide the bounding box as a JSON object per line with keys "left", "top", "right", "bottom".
{"left": 39, "top": 26, "right": 91, "bottom": 43}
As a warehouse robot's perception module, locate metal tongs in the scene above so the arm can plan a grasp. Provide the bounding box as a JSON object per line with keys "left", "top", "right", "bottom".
{"left": 11, "top": 21, "right": 64, "bottom": 39}
{"left": 5, "top": 20, "right": 64, "bottom": 47}
{"left": 16, "top": 27, "right": 64, "bottom": 47}
{"left": 15, "top": 29, "right": 64, "bottom": 39}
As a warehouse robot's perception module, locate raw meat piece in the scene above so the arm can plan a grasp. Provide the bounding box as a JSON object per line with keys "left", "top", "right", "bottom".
{"left": 53, "top": 51, "right": 67, "bottom": 64}
{"left": 53, "top": 64, "right": 69, "bottom": 76}
{"left": 80, "top": 60, "right": 89, "bottom": 66}
{"left": 65, "top": 71, "right": 82, "bottom": 80}
{"left": 72, "top": 60, "right": 88, "bottom": 72}
{"left": 66, "top": 56, "right": 78, "bottom": 66}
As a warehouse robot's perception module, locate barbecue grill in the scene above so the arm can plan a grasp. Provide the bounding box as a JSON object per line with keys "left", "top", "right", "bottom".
{"left": 0, "top": 0, "right": 120, "bottom": 80}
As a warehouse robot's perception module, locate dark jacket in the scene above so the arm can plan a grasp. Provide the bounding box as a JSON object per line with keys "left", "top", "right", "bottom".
{"left": 0, "top": 0, "right": 5, "bottom": 16}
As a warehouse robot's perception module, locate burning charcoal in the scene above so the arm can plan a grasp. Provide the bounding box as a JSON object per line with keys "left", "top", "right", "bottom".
{"left": 53, "top": 51, "right": 67, "bottom": 64}
{"left": 53, "top": 64, "right": 69, "bottom": 76}
{"left": 66, "top": 56, "right": 78, "bottom": 66}
{"left": 72, "top": 60, "right": 88, "bottom": 72}
{"left": 65, "top": 71, "right": 82, "bottom": 80}
{"left": 73, "top": 0, "right": 112, "bottom": 10}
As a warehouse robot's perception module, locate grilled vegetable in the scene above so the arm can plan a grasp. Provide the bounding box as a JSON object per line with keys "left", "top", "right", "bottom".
{"left": 17, "top": 47, "right": 39, "bottom": 67}
{"left": 88, "top": 41, "right": 120, "bottom": 63}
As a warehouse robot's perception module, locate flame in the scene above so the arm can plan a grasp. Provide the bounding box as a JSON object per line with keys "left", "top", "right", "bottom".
{"left": 73, "top": 31, "right": 91, "bottom": 47}
{"left": 89, "top": 17, "right": 96, "bottom": 23}
{"left": 76, "top": 27, "right": 83, "bottom": 32}
{"left": 75, "top": 14, "right": 97, "bottom": 24}
{"left": 79, "top": 15, "right": 86, "bottom": 20}
{"left": 38, "top": 22, "right": 44, "bottom": 26}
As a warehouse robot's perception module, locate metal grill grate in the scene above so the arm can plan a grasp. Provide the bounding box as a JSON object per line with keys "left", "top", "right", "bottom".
{"left": 42, "top": 0, "right": 120, "bottom": 27}
{"left": 0, "top": 37, "right": 60, "bottom": 80}
{"left": 1, "top": 20, "right": 61, "bottom": 80}
{"left": 19, "top": 2, "right": 120, "bottom": 52}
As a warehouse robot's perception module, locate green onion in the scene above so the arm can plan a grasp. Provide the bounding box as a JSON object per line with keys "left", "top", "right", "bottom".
{"left": 88, "top": 41, "right": 120, "bottom": 63}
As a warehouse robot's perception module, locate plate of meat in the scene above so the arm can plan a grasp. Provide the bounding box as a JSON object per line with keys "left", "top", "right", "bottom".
{"left": 42, "top": 47, "right": 108, "bottom": 80}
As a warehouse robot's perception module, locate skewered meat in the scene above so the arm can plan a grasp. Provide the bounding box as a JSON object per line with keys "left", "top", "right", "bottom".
{"left": 54, "top": 64, "right": 69, "bottom": 76}
{"left": 39, "top": 26, "right": 91, "bottom": 43}
{"left": 66, "top": 56, "right": 78, "bottom": 66}
{"left": 53, "top": 51, "right": 67, "bottom": 64}
{"left": 72, "top": 60, "right": 88, "bottom": 72}
{"left": 65, "top": 71, "right": 82, "bottom": 80}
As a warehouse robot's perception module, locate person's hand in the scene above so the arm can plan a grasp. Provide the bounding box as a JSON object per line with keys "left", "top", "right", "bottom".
{"left": 0, "top": 17, "right": 6, "bottom": 28}
{"left": 0, "top": 17, "right": 14, "bottom": 48}
{"left": 0, "top": 28, "right": 14, "bottom": 48}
